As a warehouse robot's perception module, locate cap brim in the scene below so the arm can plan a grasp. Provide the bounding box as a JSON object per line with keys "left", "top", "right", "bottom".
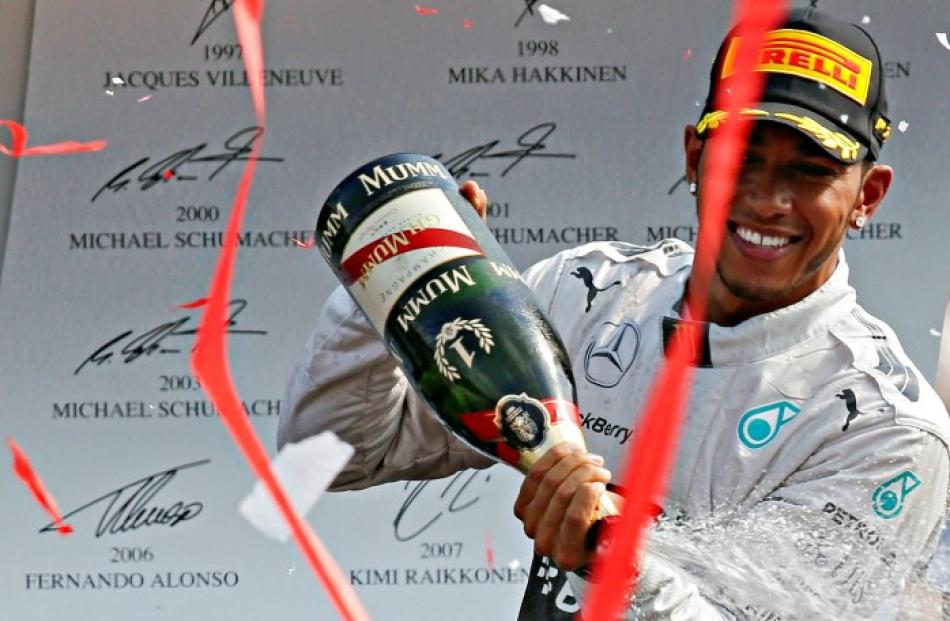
{"left": 696, "top": 102, "right": 868, "bottom": 164}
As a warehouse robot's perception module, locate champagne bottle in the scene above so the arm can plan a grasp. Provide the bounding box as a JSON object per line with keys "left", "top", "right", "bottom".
{"left": 315, "top": 154, "right": 616, "bottom": 516}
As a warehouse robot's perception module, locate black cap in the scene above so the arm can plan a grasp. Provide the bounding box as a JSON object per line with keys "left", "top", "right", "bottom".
{"left": 696, "top": 7, "right": 892, "bottom": 163}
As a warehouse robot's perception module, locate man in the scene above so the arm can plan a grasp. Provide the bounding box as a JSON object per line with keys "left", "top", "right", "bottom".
{"left": 280, "top": 7, "right": 949, "bottom": 619}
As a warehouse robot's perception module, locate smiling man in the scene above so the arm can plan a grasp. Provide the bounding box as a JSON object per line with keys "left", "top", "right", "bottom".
{"left": 280, "top": 6, "right": 950, "bottom": 620}
{"left": 685, "top": 122, "right": 890, "bottom": 326}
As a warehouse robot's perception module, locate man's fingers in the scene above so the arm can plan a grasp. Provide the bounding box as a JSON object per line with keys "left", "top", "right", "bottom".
{"left": 459, "top": 180, "right": 488, "bottom": 221}
{"left": 554, "top": 481, "right": 607, "bottom": 570}
{"left": 522, "top": 450, "right": 589, "bottom": 538}
{"left": 521, "top": 453, "right": 608, "bottom": 539}
{"left": 534, "top": 467, "right": 610, "bottom": 559}
{"left": 514, "top": 444, "right": 579, "bottom": 520}
{"left": 514, "top": 448, "right": 605, "bottom": 520}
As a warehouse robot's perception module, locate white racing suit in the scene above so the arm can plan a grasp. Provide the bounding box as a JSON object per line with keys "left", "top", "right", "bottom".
{"left": 280, "top": 240, "right": 950, "bottom": 620}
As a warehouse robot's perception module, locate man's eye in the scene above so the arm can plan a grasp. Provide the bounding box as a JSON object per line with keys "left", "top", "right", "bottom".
{"left": 795, "top": 163, "right": 837, "bottom": 177}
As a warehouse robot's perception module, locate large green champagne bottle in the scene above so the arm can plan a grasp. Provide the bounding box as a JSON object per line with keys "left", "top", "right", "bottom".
{"left": 315, "top": 154, "right": 615, "bottom": 515}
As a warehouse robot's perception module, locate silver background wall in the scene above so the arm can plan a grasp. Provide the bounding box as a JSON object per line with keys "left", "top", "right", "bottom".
{"left": 1, "top": 1, "right": 948, "bottom": 619}
{"left": 0, "top": 0, "right": 35, "bottom": 271}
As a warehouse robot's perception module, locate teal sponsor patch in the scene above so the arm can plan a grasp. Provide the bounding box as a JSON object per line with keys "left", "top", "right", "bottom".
{"left": 737, "top": 401, "right": 801, "bottom": 449}
{"left": 872, "top": 471, "right": 921, "bottom": 520}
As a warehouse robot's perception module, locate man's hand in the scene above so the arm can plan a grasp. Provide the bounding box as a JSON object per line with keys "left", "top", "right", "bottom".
{"left": 460, "top": 180, "right": 488, "bottom": 222}
{"left": 514, "top": 444, "right": 615, "bottom": 571}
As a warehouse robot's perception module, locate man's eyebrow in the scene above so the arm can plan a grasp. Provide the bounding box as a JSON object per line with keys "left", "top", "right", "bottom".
{"left": 744, "top": 132, "right": 838, "bottom": 162}
{"left": 797, "top": 139, "right": 837, "bottom": 160}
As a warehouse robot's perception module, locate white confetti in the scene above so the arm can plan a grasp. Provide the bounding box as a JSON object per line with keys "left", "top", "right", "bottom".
{"left": 104, "top": 89, "right": 114, "bottom": 96}
{"left": 288, "top": 566, "right": 296, "bottom": 575}
{"left": 931, "top": 329, "right": 942, "bottom": 337}
{"left": 818, "top": 83, "right": 827, "bottom": 90}
{"left": 861, "top": 16, "right": 871, "bottom": 25}
{"left": 537, "top": 4, "right": 570, "bottom": 25}
{"left": 898, "top": 120, "right": 910, "bottom": 133}
{"left": 937, "top": 33, "right": 950, "bottom": 50}
{"left": 111, "top": 76, "right": 125, "bottom": 85}
{"left": 695, "top": 101, "right": 702, "bottom": 107}
{"left": 840, "top": 114, "right": 849, "bottom": 123}
{"left": 138, "top": 95, "right": 151, "bottom": 103}
{"left": 239, "top": 432, "right": 354, "bottom": 542}
{"left": 507, "top": 559, "right": 521, "bottom": 570}
{"left": 606, "top": 28, "right": 612, "bottom": 34}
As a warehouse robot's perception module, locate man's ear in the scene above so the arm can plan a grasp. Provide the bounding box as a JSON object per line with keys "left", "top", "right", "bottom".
{"left": 852, "top": 163, "right": 893, "bottom": 227}
{"left": 684, "top": 125, "right": 704, "bottom": 187}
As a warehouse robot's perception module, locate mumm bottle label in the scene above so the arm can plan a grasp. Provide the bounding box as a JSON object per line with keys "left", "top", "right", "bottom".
{"left": 338, "top": 187, "right": 484, "bottom": 334}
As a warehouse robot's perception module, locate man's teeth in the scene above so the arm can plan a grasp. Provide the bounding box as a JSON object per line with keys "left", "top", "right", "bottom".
{"left": 736, "top": 226, "right": 790, "bottom": 248}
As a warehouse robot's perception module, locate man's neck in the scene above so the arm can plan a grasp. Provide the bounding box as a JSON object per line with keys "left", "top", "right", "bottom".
{"left": 683, "top": 260, "right": 840, "bottom": 328}
{"left": 701, "top": 284, "right": 776, "bottom": 327}
{"left": 681, "top": 284, "right": 766, "bottom": 327}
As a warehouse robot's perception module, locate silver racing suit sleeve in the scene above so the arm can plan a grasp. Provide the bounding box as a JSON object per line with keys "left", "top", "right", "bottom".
{"left": 564, "top": 422, "right": 949, "bottom": 620}
{"left": 279, "top": 285, "right": 492, "bottom": 490}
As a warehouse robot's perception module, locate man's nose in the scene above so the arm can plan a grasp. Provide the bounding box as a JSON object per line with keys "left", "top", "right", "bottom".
{"left": 736, "top": 167, "right": 794, "bottom": 217}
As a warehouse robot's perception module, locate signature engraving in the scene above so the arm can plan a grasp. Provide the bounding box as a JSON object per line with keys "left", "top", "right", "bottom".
{"left": 392, "top": 470, "right": 493, "bottom": 542}
{"left": 433, "top": 122, "right": 575, "bottom": 180}
{"left": 514, "top": 0, "right": 544, "bottom": 27}
{"left": 91, "top": 126, "right": 283, "bottom": 202}
{"left": 40, "top": 460, "right": 209, "bottom": 538}
{"left": 74, "top": 298, "right": 266, "bottom": 375}
{"left": 191, "top": 0, "right": 235, "bottom": 46}
{"left": 668, "top": 173, "right": 688, "bottom": 196}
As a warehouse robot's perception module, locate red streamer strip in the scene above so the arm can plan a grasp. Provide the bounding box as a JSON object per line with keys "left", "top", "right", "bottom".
{"left": 8, "top": 438, "right": 73, "bottom": 535}
{"left": 292, "top": 237, "right": 316, "bottom": 249}
{"left": 414, "top": 5, "right": 440, "bottom": 16}
{"left": 0, "top": 120, "right": 106, "bottom": 158}
{"left": 232, "top": 0, "right": 267, "bottom": 124}
{"left": 582, "top": 2, "right": 787, "bottom": 619}
{"left": 189, "top": 2, "right": 369, "bottom": 619}
{"left": 176, "top": 297, "right": 210, "bottom": 310}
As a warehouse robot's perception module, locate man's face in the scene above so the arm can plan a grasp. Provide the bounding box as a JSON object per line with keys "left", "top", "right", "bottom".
{"left": 698, "top": 122, "right": 865, "bottom": 310}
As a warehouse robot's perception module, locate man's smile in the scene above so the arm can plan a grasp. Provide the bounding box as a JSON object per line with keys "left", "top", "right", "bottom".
{"left": 726, "top": 220, "right": 804, "bottom": 262}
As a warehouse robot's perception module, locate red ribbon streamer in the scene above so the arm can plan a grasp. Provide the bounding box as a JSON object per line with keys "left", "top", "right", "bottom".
{"left": 8, "top": 438, "right": 73, "bottom": 535}
{"left": 582, "top": 2, "right": 787, "bottom": 619}
{"left": 292, "top": 237, "right": 316, "bottom": 249}
{"left": 176, "top": 297, "right": 210, "bottom": 310}
{"left": 189, "top": 2, "right": 369, "bottom": 619}
{"left": 233, "top": 0, "right": 266, "bottom": 124}
{"left": 0, "top": 120, "right": 106, "bottom": 158}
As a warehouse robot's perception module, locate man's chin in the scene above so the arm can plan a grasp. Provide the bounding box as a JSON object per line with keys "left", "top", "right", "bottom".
{"left": 716, "top": 266, "right": 789, "bottom": 305}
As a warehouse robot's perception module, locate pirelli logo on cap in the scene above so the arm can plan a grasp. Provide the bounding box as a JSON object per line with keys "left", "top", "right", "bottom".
{"left": 721, "top": 29, "right": 873, "bottom": 105}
